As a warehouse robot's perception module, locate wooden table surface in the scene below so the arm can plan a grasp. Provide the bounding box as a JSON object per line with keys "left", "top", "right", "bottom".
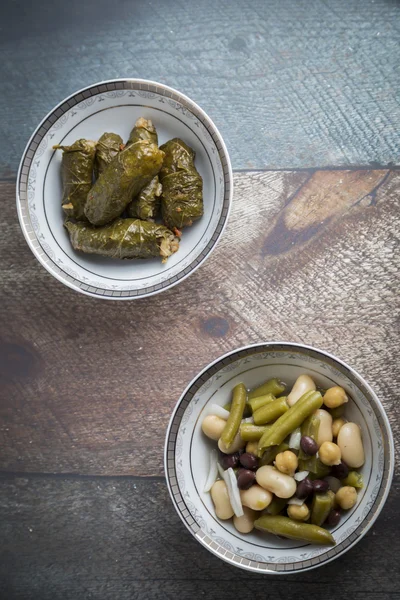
{"left": 1, "top": 1, "right": 399, "bottom": 598}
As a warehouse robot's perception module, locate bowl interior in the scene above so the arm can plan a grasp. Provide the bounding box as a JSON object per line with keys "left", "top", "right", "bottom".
{"left": 18, "top": 81, "right": 231, "bottom": 298}
{"left": 166, "top": 344, "right": 392, "bottom": 574}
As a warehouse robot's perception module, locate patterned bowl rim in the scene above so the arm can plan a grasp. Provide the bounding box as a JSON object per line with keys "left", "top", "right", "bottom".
{"left": 16, "top": 78, "right": 233, "bottom": 300}
{"left": 164, "top": 341, "right": 395, "bottom": 574}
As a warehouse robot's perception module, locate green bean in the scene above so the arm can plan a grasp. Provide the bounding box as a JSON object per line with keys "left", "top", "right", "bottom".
{"left": 248, "top": 393, "right": 275, "bottom": 413}
{"left": 220, "top": 383, "right": 247, "bottom": 447}
{"left": 223, "top": 401, "right": 252, "bottom": 418}
{"left": 264, "top": 496, "right": 288, "bottom": 515}
{"left": 260, "top": 443, "right": 290, "bottom": 466}
{"left": 253, "top": 396, "right": 289, "bottom": 425}
{"left": 248, "top": 378, "right": 286, "bottom": 400}
{"left": 311, "top": 491, "right": 335, "bottom": 526}
{"left": 298, "top": 457, "right": 330, "bottom": 478}
{"left": 239, "top": 423, "right": 270, "bottom": 442}
{"left": 254, "top": 515, "right": 335, "bottom": 545}
{"left": 258, "top": 391, "right": 323, "bottom": 455}
{"left": 298, "top": 414, "right": 320, "bottom": 460}
{"left": 342, "top": 471, "right": 364, "bottom": 489}
{"left": 329, "top": 405, "right": 345, "bottom": 419}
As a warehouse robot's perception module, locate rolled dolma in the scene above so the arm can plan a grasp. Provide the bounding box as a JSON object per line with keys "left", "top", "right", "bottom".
{"left": 126, "top": 118, "right": 161, "bottom": 220}
{"left": 127, "top": 117, "right": 158, "bottom": 146}
{"left": 94, "top": 132, "right": 123, "bottom": 178}
{"left": 160, "top": 138, "right": 195, "bottom": 177}
{"left": 53, "top": 139, "right": 96, "bottom": 221}
{"left": 65, "top": 218, "right": 179, "bottom": 262}
{"left": 85, "top": 140, "right": 164, "bottom": 226}
{"left": 127, "top": 175, "right": 162, "bottom": 221}
{"left": 159, "top": 138, "right": 203, "bottom": 229}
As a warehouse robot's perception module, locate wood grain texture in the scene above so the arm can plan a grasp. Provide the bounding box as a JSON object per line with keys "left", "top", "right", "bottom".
{"left": 1, "top": 169, "right": 399, "bottom": 476}
{"left": 0, "top": 474, "right": 399, "bottom": 600}
{"left": 1, "top": 0, "right": 400, "bottom": 175}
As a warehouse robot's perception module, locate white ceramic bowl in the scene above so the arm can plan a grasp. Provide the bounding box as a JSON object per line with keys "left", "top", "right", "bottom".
{"left": 17, "top": 79, "right": 232, "bottom": 299}
{"left": 165, "top": 342, "right": 394, "bottom": 574}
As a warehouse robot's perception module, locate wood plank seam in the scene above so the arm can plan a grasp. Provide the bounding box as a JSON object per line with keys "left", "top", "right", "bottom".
{"left": 0, "top": 471, "right": 166, "bottom": 482}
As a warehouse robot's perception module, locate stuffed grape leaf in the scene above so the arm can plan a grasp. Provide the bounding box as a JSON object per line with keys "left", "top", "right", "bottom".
{"left": 85, "top": 140, "right": 164, "bottom": 226}
{"left": 94, "top": 132, "right": 123, "bottom": 178}
{"left": 53, "top": 139, "right": 96, "bottom": 221}
{"left": 159, "top": 138, "right": 203, "bottom": 229}
{"left": 65, "top": 218, "right": 179, "bottom": 262}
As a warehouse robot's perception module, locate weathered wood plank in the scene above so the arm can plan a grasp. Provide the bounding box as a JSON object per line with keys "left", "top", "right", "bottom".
{"left": 1, "top": 0, "right": 400, "bottom": 175}
{"left": 0, "top": 474, "right": 398, "bottom": 599}
{"left": 1, "top": 169, "right": 399, "bottom": 476}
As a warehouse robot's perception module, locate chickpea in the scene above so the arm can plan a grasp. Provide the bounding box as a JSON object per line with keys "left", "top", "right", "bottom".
{"left": 287, "top": 374, "right": 316, "bottom": 407}
{"left": 210, "top": 480, "right": 234, "bottom": 520}
{"left": 256, "top": 465, "right": 297, "bottom": 498}
{"left": 246, "top": 441, "right": 259, "bottom": 455}
{"left": 240, "top": 484, "right": 272, "bottom": 511}
{"left": 275, "top": 450, "right": 298, "bottom": 476}
{"left": 323, "top": 386, "right": 348, "bottom": 409}
{"left": 319, "top": 441, "right": 341, "bottom": 466}
{"left": 287, "top": 503, "right": 310, "bottom": 521}
{"left": 335, "top": 486, "right": 358, "bottom": 510}
{"left": 218, "top": 431, "right": 246, "bottom": 454}
{"left": 233, "top": 506, "right": 257, "bottom": 534}
{"left": 201, "top": 415, "right": 226, "bottom": 441}
{"left": 332, "top": 417, "right": 347, "bottom": 438}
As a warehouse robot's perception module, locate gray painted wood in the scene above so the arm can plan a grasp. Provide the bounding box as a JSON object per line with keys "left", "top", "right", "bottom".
{"left": 1, "top": 0, "right": 400, "bottom": 175}
{"left": 0, "top": 474, "right": 399, "bottom": 599}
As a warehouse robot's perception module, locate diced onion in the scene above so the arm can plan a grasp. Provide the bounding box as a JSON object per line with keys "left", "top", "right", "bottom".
{"left": 225, "top": 467, "right": 244, "bottom": 517}
{"left": 289, "top": 428, "right": 301, "bottom": 450}
{"left": 209, "top": 404, "right": 230, "bottom": 420}
{"left": 217, "top": 463, "right": 225, "bottom": 480}
{"left": 288, "top": 497, "right": 306, "bottom": 506}
{"left": 203, "top": 449, "right": 218, "bottom": 493}
{"left": 324, "top": 476, "right": 341, "bottom": 493}
{"left": 294, "top": 470, "right": 309, "bottom": 482}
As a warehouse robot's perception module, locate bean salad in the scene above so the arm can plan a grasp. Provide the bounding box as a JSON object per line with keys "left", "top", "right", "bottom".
{"left": 202, "top": 375, "right": 365, "bottom": 545}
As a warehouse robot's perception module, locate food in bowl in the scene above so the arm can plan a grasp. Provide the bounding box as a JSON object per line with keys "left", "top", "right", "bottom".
{"left": 64, "top": 219, "right": 179, "bottom": 261}
{"left": 54, "top": 117, "right": 203, "bottom": 262}
{"left": 202, "top": 374, "right": 365, "bottom": 545}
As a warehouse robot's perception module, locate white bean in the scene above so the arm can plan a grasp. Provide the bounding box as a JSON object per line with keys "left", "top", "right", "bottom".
{"left": 233, "top": 506, "right": 257, "bottom": 533}
{"left": 314, "top": 409, "right": 333, "bottom": 446}
{"left": 240, "top": 485, "right": 272, "bottom": 511}
{"left": 255, "top": 465, "right": 297, "bottom": 498}
{"left": 218, "top": 431, "right": 246, "bottom": 454}
{"left": 210, "top": 480, "right": 234, "bottom": 520}
{"left": 287, "top": 375, "right": 316, "bottom": 407}
{"left": 201, "top": 415, "right": 226, "bottom": 441}
{"left": 337, "top": 422, "right": 365, "bottom": 468}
